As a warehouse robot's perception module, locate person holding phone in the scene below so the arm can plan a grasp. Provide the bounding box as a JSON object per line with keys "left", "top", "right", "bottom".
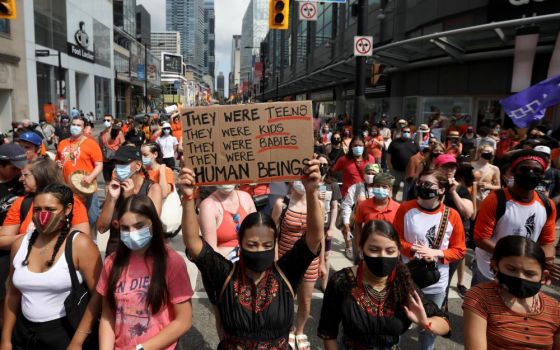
{"left": 97, "top": 146, "right": 162, "bottom": 256}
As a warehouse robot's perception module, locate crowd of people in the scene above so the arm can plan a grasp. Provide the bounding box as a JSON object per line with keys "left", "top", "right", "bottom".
{"left": 0, "top": 110, "right": 558, "bottom": 350}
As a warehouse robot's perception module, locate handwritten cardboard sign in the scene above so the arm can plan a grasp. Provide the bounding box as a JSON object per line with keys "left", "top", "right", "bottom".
{"left": 181, "top": 101, "right": 313, "bottom": 185}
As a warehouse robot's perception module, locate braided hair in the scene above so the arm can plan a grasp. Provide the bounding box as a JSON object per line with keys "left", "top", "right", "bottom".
{"left": 21, "top": 183, "right": 74, "bottom": 267}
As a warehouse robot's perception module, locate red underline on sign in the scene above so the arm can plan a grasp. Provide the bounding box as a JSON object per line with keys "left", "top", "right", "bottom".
{"left": 255, "top": 132, "right": 291, "bottom": 139}
{"left": 258, "top": 146, "right": 300, "bottom": 153}
{"left": 268, "top": 116, "right": 312, "bottom": 123}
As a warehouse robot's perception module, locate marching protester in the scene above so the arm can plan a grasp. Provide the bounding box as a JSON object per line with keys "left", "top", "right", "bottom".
{"left": 99, "top": 114, "right": 125, "bottom": 182}
{"left": 332, "top": 136, "right": 375, "bottom": 197}
{"left": 471, "top": 144, "right": 501, "bottom": 205}
{"left": 1, "top": 184, "right": 101, "bottom": 350}
{"left": 461, "top": 126, "right": 479, "bottom": 161}
{"left": 16, "top": 132, "right": 43, "bottom": 162}
{"left": 97, "top": 146, "right": 163, "bottom": 255}
{"left": 155, "top": 122, "right": 179, "bottom": 169}
{"left": 97, "top": 195, "right": 193, "bottom": 350}
{"left": 394, "top": 169, "right": 466, "bottom": 350}
{"left": 464, "top": 235, "right": 560, "bottom": 350}
{"left": 141, "top": 142, "right": 175, "bottom": 199}
{"left": 198, "top": 184, "right": 256, "bottom": 259}
{"left": 178, "top": 159, "right": 323, "bottom": 349}
{"left": 387, "top": 126, "right": 419, "bottom": 199}
{"left": 39, "top": 120, "right": 56, "bottom": 153}
{"left": 318, "top": 220, "right": 450, "bottom": 350}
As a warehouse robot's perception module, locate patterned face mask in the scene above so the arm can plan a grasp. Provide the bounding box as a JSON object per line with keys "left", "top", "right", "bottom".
{"left": 32, "top": 210, "right": 65, "bottom": 235}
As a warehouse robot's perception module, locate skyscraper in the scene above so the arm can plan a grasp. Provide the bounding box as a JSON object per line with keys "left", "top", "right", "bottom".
{"left": 217, "top": 72, "right": 225, "bottom": 99}
{"left": 230, "top": 35, "right": 241, "bottom": 95}
{"left": 151, "top": 32, "right": 181, "bottom": 58}
{"left": 240, "top": 0, "right": 269, "bottom": 87}
{"left": 166, "top": 0, "right": 205, "bottom": 79}
{"left": 203, "top": 0, "right": 215, "bottom": 78}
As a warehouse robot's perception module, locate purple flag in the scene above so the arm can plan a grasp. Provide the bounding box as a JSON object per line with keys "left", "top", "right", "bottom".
{"left": 500, "top": 75, "right": 560, "bottom": 128}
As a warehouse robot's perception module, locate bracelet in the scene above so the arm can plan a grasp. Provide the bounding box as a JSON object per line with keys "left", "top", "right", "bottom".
{"left": 76, "top": 329, "right": 91, "bottom": 335}
{"left": 182, "top": 188, "right": 200, "bottom": 201}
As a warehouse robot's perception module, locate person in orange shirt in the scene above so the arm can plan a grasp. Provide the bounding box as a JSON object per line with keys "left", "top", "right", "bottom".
{"left": 56, "top": 116, "right": 103, "bottom": 227}
{"left": 141, "top": 142, "right": 175, "bottom": 199}
{"left": 354, "top": 172, "right": 400, "bottom": 232}
{"left": 365, "top": 126, "right": 385, "bottom": 164}
{"left": 170, "top": 113, "right": 183, "bottom": 140}
{"left": 393, "top": 168, "right": 465, "bottom": 350}
{"left": 0, "top": 157, "right": 90, "bottom": 252}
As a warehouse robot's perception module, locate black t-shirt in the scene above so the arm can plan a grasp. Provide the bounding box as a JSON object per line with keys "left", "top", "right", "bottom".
{"left": 387, "top": 139, "right": 419, "bottom": 171}
{"left": 55, "top": 125, "right": 71, "bottom": 142}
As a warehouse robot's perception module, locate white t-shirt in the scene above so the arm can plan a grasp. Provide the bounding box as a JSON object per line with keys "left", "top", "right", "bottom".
{"left": 156, "top": 135, "right": 179, "bottom": 158}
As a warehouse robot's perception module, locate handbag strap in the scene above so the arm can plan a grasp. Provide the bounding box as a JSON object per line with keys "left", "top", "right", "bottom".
{"left": 64, "top": 230, "right": 82, "bottom": 290}
{"left": 433, "top": 206, "right": 450, "bottom": 249}
{"left": 353, "top": 160, "right": 366, "bottom": 181}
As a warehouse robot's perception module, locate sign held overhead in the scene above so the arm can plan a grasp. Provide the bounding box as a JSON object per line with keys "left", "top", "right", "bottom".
{"left": 299, "top": 2, "right": 318, "bottom": 21}
{"left": 181, "top": 101, "right": 313, "bottom": 185}
{"left": 354, "top": 36, "right": 373, "bottom": 56}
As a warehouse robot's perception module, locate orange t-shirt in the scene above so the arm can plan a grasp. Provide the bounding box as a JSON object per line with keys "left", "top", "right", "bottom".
{"left": 148, "top": 167, "right": 175, "bottom": 191}
{"left": 4, "top": 194, "right": 88, "bottom": 234}
{"left": 171, "top": 121, "right": 182, "bottom": 140}
{"left": 366, "top": 135, "right": 385, "bottom": 161}
{"left": 354, "top": 198, "right": 401, "bottom": 226}
{"left": 56, "top": 136, "right": 103, "bottom": 181}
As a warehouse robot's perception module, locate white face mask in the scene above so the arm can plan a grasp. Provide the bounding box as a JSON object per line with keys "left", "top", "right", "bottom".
{"left": 292, "top": 181, "right": 306, "bottom": 194}
{"left": 216, "top": 184, "right": 236, "bottom": 194}
{"left": 365, "top": 174, "right": 375, "bottom": 184}
{"left": 103, "top": 120, "right": 111, "bottom": 129}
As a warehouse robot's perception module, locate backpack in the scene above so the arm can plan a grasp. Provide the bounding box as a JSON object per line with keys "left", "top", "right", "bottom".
{"left": 20, "top": 195, "right": 34, "bottom": 224}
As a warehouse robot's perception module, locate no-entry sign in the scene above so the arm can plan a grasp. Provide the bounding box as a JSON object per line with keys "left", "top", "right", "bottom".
{"left": 299, "top": 2, "right": 318, "bottom": 21}
{"left": 354, "top": 36, "right": 373, "bottom": 56}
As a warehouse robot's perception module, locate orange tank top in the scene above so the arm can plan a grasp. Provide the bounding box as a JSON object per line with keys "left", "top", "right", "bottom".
{"left": 214, "top": 192, "right": 248, "bottom": 248}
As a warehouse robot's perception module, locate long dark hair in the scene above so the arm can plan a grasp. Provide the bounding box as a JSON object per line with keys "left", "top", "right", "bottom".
{"left": 492, "top": 236, "right": 546, "bottom": 271}
{"left": 238, "top": 212, "right": 278, "bottom": 244}
{"left": 106, "top": 195, "right": 168, "bottom": 314}
{"left": 22, "top": 183, "right": 74, "bottom": 267}
{"left": 345, "top": 136, "right": 365, "bottom": 160}
{"left": 359, "top": 220, "right": 416, "bottom": 308}
{"left": 28, "top": 157, "right": 64, "bottom": 192}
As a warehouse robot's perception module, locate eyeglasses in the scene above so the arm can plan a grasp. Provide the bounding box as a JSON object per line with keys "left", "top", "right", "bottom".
{"left": 417, "top": 181, "right": 438, "bottom": 189}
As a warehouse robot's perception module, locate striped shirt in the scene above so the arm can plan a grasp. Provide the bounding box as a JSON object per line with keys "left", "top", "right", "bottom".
{"left": 463, "top": 282, "right": 560, "bottom": 350}
{"left": 278, "top": 209, "right": 319, "bottom": 282}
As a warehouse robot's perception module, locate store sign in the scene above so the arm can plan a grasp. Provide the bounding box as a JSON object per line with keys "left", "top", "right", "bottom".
{"left": 147, "top": 64, "right": 157, "bottom": 81}
{"left": 67, "top": 21, "right": 95, "bottom": 63}
{"left": 162, "top": 53, "right": 183, "bottom": 74}
{"left": 488, "top": 0, "right": 560, "bottom": 21}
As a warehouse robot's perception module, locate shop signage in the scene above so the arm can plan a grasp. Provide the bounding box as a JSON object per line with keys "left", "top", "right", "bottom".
{"left": 488, "top": 0, "right": 560, "bottom": 21}
{"left": 67, "top": 21, "right": 95, "bottom": 63}
{"left": 162, "top": 53, "right": 183, "bottom": 74}
{"left": 181, "top": 101, "right": 313, "bottom": 185}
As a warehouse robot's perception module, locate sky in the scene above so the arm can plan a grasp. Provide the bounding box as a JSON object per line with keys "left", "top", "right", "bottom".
{"left": 138, "top": 0, "right": 251, "bottom": 91}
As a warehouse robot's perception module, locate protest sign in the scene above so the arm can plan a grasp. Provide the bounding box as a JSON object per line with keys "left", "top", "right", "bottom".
{"left": 181, "top": 101, "right": 313, "bottom": 185}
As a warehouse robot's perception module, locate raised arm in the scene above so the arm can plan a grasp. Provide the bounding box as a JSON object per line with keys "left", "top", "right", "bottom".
{"left": 302, "top": 159, "right": 324, "bottom": 253}
{"left": 177, "top": 167, "right": 204, "bottom": 259}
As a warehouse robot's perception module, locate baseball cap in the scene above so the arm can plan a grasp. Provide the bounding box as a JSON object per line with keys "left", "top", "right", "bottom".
{"left": 18, "top": 131, "right": 43, "bottom": 148}
{"left": 435, "top": 154, "right": 457, "bottom": 167}
{"left": 162, "top": 122, "right": 171, "bottom": 129}
{"left": 372, "top": 172, "right": 395, "bottom": 186}
{"left": 364, "top": 163, "right": 380, "bottom": 174}
{"left": 534, "top": 145, "right": 551, "bottom": 155}
{"left": 0, "top": 143, "right": 28, "bottom": 169}
{"left": 113, "top": 145, "right": 142, "bottom": 163}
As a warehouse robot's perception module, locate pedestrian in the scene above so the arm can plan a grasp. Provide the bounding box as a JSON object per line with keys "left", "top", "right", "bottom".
{"left": 318, "top": 220, "right": 450, "bottom": 350}
{"left": 378, "top": 118, "right": 392, "bottom": 149}
{"left": 460, "top": 126, "right": 478, "bottom": 161}
{"left": 366, "top": 126, "right": 385, "bottom": 164}
{"left": 392, "top": 119, "right": 408, "bottom": 140}
{"left": 416, "top": 124, "right": 434, "bottom": 149}
{"left": 471, "top": 145, "right": 501, "bottom": 205}
{"left": 332, "top": 136, "right": 375, "bottom": 197}
{"left": 16, "top": 131, "right": 43, "bottom": 162}
{"left": 99, "top": 115, "right": 125, "bottom": 182}
{"left": 463, "top": 235, "right": 560, "bottom": 350}
{"left": 473, "top": 149, "right": 559, "bottom": 286}
{"left": 39, "top": 119, "right": 56, "bottom": 152}
{"left": 178, "top": 159, "right": 324, "bottom": 350}
{"left": 141, "top": 115, "right": 152, "bottom": 141}
{"left": 97, "top": 146, "right": 163, "bottom": 256}
{"left": 155, "top": 122, "right": 178, "bottom": 169}
{"left": 327, "top": 132, "right": 345, "bottom": 183}
{"left": 341, "top": 129, "right": 352, "bottom": 154}
{"left": 386, "top": 127, "right": 419, "bottom": 199}
{"left": 1, "top": 183, "right": 101, "bottom": 350}
{"left": 141, "top": 142, "right": 175, "bottom": 199}
{"left": 445, "top": 131, "right": 462, "bottom": 156}
{"left": 394, "top": 169, "right": 466, "bottom": 350}
{"left": 340, "top": 163, "right": 380, "bottom": 259}
{"left": 97, "top": 195, "right": 193, "bottom": 350}
{"left": 54, "top": 115, "right": 71, "bottom": 146}
{"left": 55, "top": 116, "right": 103, "bottom": 229}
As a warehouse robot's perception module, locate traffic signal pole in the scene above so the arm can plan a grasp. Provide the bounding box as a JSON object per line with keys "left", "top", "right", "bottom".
{"left": 353, "top": 0, "right": 368, "bottom": 136}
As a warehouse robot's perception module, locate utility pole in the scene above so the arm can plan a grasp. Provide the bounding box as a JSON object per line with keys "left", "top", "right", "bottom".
{"left": 353, "top": 0, "right": 368, "bottom": 136}
{"left": 144, "top": 44, "right": 148, "bottom": 113}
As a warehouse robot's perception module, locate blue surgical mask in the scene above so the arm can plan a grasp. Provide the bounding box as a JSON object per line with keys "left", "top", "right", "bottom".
{"left": 115, "top": 163, "right": 133, "bottom": 182}
{"left": 372, "top": 187, "right": 390, "bottom": 199}
{"left": 142, "top": 156, "right": 152, "bottom": 167}
{"left": 292, "top": 181, "right": 306, "bottom": 194}
{"left": 70, "top": 125, "right": 82, "bottom": 136}
{"left": 403, "top": 132, "right": 411, "bottom": 139}
{"left": 352, "top": 146, "right": 364, "bottom": 157}
{"left": 120, "top": 226, "right": 152, "bottom": 250}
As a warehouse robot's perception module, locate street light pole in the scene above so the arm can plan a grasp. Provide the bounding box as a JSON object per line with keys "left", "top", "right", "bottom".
{"left": 353, "top": 0, "right": 368, "bottom": 136}
{"left": 144, "top": 44, "right": 148, "bottom": 113}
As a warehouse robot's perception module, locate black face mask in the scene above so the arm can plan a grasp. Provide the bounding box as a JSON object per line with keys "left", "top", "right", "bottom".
{"left": 331, "top": 139, "right": 341, "bottom": 145}
{"left": 496, "top": 271, "right": 541, "bottom": 298}
{"left": 363, "top": 256, "right": 398, "bottom": 277}
{"left": 320, "top": 164, "right": 329, "bottom": 177}
{"left": 416, "top": 185, "right": 438, "bottom": 200}
{"left": 481, "top": 152, "right": 493, "bottom": 161}
{"left": 241, "top": 248, "right": 275, "bottom": 273}
{"left": 514, "top": 172, "right": 543, "bottom": 191}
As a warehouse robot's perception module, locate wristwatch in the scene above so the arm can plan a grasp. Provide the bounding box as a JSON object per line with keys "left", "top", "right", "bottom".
{"left": 136, "top": 345, "right": 144, "bottom": 350}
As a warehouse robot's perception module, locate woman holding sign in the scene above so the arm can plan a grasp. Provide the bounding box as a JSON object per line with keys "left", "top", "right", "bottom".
{"left": 178, "top": 159, "right": 324, "bottom": 350}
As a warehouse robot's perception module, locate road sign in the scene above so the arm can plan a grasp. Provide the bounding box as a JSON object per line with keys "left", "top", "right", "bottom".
{"left": 296, "top": 0, "right": 346, "bottom": 3}
{"left": 299, "top": 2, "right": 317, "bottom": 21}
{"left": 354, "top": 36, "right": 373, "bottom": 57}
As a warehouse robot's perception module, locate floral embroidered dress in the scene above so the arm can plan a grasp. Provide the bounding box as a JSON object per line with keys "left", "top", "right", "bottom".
{"left": 318, "top": 265, "right": 447, "bottom": 350}
{"left": 192, "top": 237, "right": 318, "bottom": 350}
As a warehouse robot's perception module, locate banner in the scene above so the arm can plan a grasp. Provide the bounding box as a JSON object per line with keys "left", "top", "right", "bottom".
{"left": 501, "top": 75, "right": 560, "bottom": 128}
{"left": 136, "top": 64, "right": 145, "bottom": 81}
{"left": 181, "top": 101, "right": 313, "bottom": 185}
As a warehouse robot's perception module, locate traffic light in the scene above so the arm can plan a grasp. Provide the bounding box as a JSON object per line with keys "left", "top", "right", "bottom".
{"left": 371, "top": 63, "right": 385, "bottom": 86}
{"left": 269, "top": 0, "right": 289, "bottom": 30}
{"left": 0, "top": 0, "right": 16, "bottom": 19}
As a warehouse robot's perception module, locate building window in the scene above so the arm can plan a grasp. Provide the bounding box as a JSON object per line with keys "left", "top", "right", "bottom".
{"left": 34, "top": 0, "right": 67, "bottom": 52}
{"left": 0, "top": 19, "right": 10, "bottom": 36}
{"left": 296, "top": 21, "right": 307, "bottom": 64}
{"left": 36, "top": 62, "right": 68, "bottom": 119}
{"left": 95, "top": 76, "right": 111, "bottom": 119}
{"left": 315, "top": 4, "right": 333, "bottom": 47}
{"left": 94, "top": 20, "right": 111, "bottom": 68}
